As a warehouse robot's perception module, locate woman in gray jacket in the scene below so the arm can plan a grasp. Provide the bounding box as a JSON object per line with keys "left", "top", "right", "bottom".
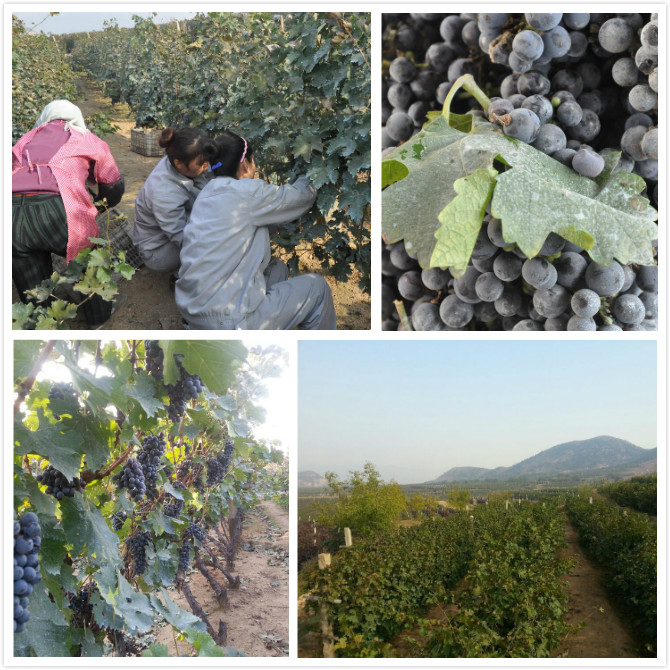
{"left": 176, "top": 132, "right": 336, "bottom": 330}
{"left": 133, "top": 127, "right": 217, "bottom": 274}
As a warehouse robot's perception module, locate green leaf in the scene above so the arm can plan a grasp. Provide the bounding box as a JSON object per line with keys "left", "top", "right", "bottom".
{"left": 381, "top": 160, "right": 408, "bottom": 189}
{"left": 71, "top": 627, "right": 104, "bottom": 656}
{"left": 45, "top": 299, "right": 79, "bottom": 321}
{"left": 37, "top": 512, "right": 68, "bottom": 576}
{"left": 143, "top": 644, "right": 171, "bottom": 657}
{"left": 150, "top": 589, "right": 208, "bottom": 633}
{"left": 164, "top": 480, "right": 186, "bottom": 500}
{"left": 293, "top": 131, "right": 323, "bottom": 160}
{"left": 161, "top": 341, "right": 247, "bottom": 394}
{"left": 60, "top": 495, "right": 122, "bottom": 567}
{"left": 12, "top": 301, "right": 37, "bottom": 329}
{"left": 14, "top": 583, "right": 71, "bottom": 657}
{"left": 14, "top": 341, "right": 42, "bottom": 380}
{"left": 97, "top": 567, "right": 154, "bottom": 634}
{"left": 431, "top": 167, "right": 498, "bottom": 275}
{"left": 383, "top": 115, "right": 658, "bottom": 269}
{"left": 15, "top": 412, "right": 85, "bottom": 480}
{"left": 116, "top": 261, "right": 135, "bottom": 280}
{"left": 382, "top": 116, "right": 482, "bottom": 268}
{"left": 184, "top": 628, "right": 226, "bottom": 656}
{"left": 123, "top": 371, "right": 165, "bottom": 418}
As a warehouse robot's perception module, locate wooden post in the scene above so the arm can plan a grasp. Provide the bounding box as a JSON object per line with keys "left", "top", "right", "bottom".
{"left": 343, "top": 528, "right": 352, "bottom": 547}
{"left": 505, "top": 500, "right": 509, "bottom": 510}
{"left": 589, "top": 497, "right": 593, "bottom": 504}
{"left": 318, "top": 554, "right": 334, "bottom": 658}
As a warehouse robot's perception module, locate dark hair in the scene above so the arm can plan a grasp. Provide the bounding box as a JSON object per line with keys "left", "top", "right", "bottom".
{"left": 159, "top": 127, "right": 217, "bottom": 167}
{"left": 210, "top": 131, "right": 254, "bottom": 178}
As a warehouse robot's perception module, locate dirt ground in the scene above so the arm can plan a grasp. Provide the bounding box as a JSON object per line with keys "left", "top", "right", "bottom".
{"left": 153, "top": 500, "right": 289, "bottom": 657}
{"left": 74, "top": 78, "right": 370, "bottom": 330}
{"left": 553, "top": 519, "right": 640, "bottom": 658}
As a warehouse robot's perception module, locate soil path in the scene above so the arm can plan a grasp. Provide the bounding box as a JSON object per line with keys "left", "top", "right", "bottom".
{"left": 554, "top": 518, "right": 639, "bottom": 658}
{"left": 73, "top": 77, "right": 369, "bottom": 330}
{"left": 152, "top": 500, "right": 289, "bottom": 657}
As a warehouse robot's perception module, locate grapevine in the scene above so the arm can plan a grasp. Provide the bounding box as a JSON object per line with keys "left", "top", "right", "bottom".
{"left": 67, "top": 13, "right": 371, "bottom": 290}
{"left": 13, "top": 339, "right": 287, "bottom": 657}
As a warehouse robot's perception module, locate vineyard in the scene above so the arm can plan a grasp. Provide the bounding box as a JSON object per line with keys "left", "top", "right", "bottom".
{"left": 66, "top": 12, "right": 371, "bottom": 290}
{"left": 13, "top": 340, "right": 289, "bottom": 657}
{"left": 299, "top": 494, "right": 657, "bottom": 658}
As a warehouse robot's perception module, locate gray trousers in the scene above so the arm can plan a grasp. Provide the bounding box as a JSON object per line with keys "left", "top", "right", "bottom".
{"left": 183, "top": 260, "right": 337, "bottom": 330}
{"left": 140, "top": 240, "right": 180, "bottom": 273}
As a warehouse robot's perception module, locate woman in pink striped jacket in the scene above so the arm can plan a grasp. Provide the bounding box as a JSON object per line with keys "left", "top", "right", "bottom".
{"left": 12, "top": 100, "right": 125, "bottom": 326}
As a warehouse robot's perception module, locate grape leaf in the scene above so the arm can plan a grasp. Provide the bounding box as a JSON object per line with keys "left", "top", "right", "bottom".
{"left": 383, "top": 115, "right": 658, "bottom": 270}
{"left": 150, "top": 589, "right": 207, "bottom": 633}
{"left": 143, "top": 644, "right": 171, "bottom": 657}
{"left": 14, "top": 341, "right": 42, "bottom": 380}
{"left": 37, "top": 513, "right": 68, "bottom": 576}
{"left": 161, "top": 340, "right": 247, "bottom": 394}
{"left": 122, "top": 370, "right": 165, "bottom": 418}
{"left": 15, "top": 411, "right": 85, "bottom": 480}
{"left": 432, "top": 167, "right": 498, "bottom": 275}
{"left": 60, "top": 495, "right": 122, "bottom": 567}
{"left": 13, "top": 584, "right": 71, "bottom": 657}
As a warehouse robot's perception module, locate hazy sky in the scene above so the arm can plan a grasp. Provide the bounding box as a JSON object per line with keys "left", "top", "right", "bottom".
{"left": 298, "top": 340, "right": 657, "bottom": 484}
{"left": 12, "top": 12, "right": 197, "bottom": 35}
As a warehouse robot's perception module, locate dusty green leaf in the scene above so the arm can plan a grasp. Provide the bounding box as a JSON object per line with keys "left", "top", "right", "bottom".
{"left": 383, "top": 115, "right": 658, "bottom": 270}
{"left": 432, "top": 167, "right": 498, "bottom": 275}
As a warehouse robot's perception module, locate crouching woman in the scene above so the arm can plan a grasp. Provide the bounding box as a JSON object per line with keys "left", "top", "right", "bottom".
{"left": 176, "top": 132, "right": 336, "bottom": 330}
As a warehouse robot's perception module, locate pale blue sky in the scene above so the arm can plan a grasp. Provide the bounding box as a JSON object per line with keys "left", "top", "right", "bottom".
{"left": 298, "top": 341, "right": 657, "bottom": 484}
{"left": 13, "top": 12, "right": 197, "bottom": 35}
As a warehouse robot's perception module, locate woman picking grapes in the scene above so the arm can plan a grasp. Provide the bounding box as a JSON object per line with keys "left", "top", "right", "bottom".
{"left": 176, "top": 132, "right": 336, "bottom": 330}
{"left": 133, "top": 127, "right": 217, "bottom": 275}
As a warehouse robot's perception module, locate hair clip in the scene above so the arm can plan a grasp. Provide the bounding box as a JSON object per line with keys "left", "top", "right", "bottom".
{"left": 211, "top": 162, "right": 222, "bottom": 170}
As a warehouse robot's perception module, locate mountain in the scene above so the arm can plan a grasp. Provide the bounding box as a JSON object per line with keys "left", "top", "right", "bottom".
{"left": 298, "top": 470, "right": 328, "bottom": 488}
{"left": 429, "top": 436, "right": 656, "bottom": 483}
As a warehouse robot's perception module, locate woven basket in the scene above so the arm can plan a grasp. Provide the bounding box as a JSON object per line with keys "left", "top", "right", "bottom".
{"left": 130, "top": 127, "right": 164, "bottom": 157}
{"left": 51, "top": 208, "right": 144, "bottom": 272}
{"left": 96, "top": 208, "right": 144, "bottom": 268}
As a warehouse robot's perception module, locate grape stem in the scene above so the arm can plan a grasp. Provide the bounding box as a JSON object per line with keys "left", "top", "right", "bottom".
{"left": 442, "top": 74, "right": 492, "bottom": 127}
{"left": 393, "top": 299, "right": 413, "bottom": 331}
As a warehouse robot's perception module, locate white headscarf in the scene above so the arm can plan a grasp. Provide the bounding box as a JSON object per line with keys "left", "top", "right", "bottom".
{"left": 34, "top": 100, "right": 88, "bottom": 134}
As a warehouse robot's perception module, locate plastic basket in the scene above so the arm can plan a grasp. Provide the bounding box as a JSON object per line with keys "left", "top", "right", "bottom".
{"left": 130, "top": 127, "right": 164, "bottom": 157}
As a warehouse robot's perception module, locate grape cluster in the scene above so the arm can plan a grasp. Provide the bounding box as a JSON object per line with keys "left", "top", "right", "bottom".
{"left": 14, "top": 512, "right": 42, "bottom": 634}
{"left": 177, "top": 459, "right": 204, "bottom": 492}
{"left": 126, "top": 530, "right": 151, "bottom": 575}
{"left": 220, "top": 438, "right": 236, "bottom": 473}
{"left": 382, "top": 13, "right": 658, "bottom": 331}
{"left": 138, "top": 433, "right": 165, "bottom": 498}
{"left": 166, "top": 359, "right": 204, "bottom": 423}
{"left": 67, "top": 583, "right": 100, "bottom": 628}
{"left": 111, "top": 511, "right": 127, "bottom": 531}
{"left": 163, "top": 482, "right": 186, "bottom": 518}
{"left": 48, "top": 382, "right": 78, "bottom": 419}
{"left": 144, "top": 340, "right": 164, "bottom": 379}
{"left": 385, "top": 233, "right": 657, "bottom": 331}
{"left": 36, "top": 465, "right": 85, "bottom": 500}
{"left": 177, "top": 541, "right": 191, "bottom": 574}
{"left": 185, "top": 521, "right": 205, "bottom": 543}
{"left": 112, "top": 458, "right": 146, "bottom": 501}
{"left": 206, "top": 456, "right": 225, "bottom": 487}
